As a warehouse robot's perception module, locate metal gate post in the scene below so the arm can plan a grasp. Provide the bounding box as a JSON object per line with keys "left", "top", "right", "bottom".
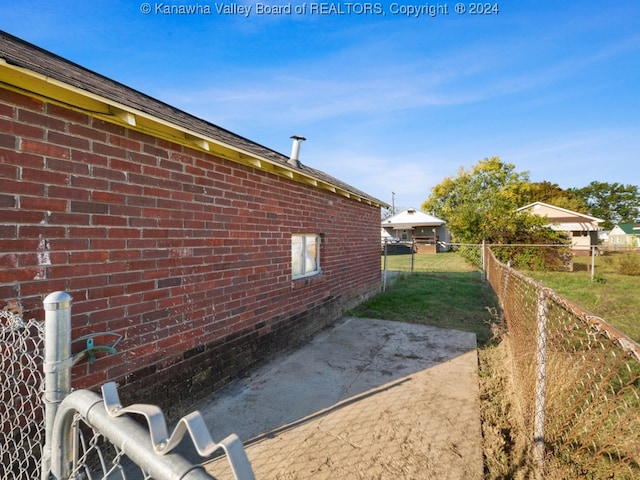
{"left": 382, "top": 239, "right": 388, "bottom": 292}
{"left": 410, "top": 241, "right": 415, "bottom": 273}
{"left": 41, "top": 291, "right": 73, "bottom": 480}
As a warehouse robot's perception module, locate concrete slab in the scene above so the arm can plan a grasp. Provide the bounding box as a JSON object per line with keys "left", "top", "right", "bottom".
{"left": 195, "top": 317, "right": 483, "bottom": 480}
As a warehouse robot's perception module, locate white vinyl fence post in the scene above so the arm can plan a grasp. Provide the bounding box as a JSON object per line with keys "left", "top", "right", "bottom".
{"left": 41, "top": 291, "right": 73, "bottom": 480}
{"left": 534, "top": 288, "right": 549, "bottom": 476}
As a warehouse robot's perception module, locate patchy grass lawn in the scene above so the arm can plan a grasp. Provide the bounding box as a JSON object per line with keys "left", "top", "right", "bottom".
{"left": 355, "top": 270, "right": 495, "bottom": 345}
{"left": 371, "top": 250, "right": 492, "bottom": 342}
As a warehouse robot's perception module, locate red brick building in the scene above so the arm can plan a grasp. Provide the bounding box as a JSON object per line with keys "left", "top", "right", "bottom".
{"left": 0, "top": 32, "right": 386, "bottom": 414}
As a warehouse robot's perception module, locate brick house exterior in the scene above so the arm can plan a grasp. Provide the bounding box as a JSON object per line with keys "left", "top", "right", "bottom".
{"left": 0, "top": 32, "right": 387, "bottom": 415}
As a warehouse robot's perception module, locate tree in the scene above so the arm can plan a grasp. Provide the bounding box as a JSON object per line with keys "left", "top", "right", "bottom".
{"left": 571, "top": 182, "right": 640, "bottom": 230}
{"left": 422, "top": 157, "right": 533, "bottom": 243}
{"left": 511, "top": 181, "right": 587, "bottom": 212}
{"left": 422, "top": 157, "right": 569, "bottom": 269}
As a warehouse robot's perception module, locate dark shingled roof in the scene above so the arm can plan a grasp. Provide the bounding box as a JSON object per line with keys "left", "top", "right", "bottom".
{"left": 0, "top": 30, "right": 386, "bottom": 207}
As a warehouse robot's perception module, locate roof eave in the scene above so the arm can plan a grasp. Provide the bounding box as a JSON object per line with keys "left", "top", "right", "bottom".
{"left": 382, "top": 222, "right": 445, "bottom": 228}
{"left": 0, "top": 58, "right": 388, "bottom": 209}
{"left": 549, "top": 223, "right": 603, "bottom": 232}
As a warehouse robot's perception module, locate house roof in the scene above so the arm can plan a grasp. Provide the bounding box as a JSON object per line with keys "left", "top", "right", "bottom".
{"left": 382, "top": 208, "right": 446, "bottom": 229}
{"left": 611, "top": 223, "right": 640, "bottom": 235}
{"left": 517, "top": 201, "right": 604, "bottom": 231}
{"left": 518, "top": 202, "right": 604, "bottom": 223}
{"left": 0, "top": 31, "right": 388, "bottom": 209}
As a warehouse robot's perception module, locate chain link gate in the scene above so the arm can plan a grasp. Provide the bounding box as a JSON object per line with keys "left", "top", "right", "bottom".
{"left": 1, "top": 293, "right": 255, "bottom": 480}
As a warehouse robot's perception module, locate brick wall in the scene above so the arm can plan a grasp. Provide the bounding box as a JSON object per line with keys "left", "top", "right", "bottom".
{"left": 0, "top": 87, "right": 381, "bottom": 415}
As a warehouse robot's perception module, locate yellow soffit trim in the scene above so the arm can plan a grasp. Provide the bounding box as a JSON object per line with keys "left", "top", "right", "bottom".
{"left": 0, "top": 59, "right": 384, "bottom": 208}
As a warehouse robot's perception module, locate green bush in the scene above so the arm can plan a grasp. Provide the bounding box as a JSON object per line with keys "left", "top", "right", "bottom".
{"left": 491, "top": 245, "right": 572, "bottom": 272}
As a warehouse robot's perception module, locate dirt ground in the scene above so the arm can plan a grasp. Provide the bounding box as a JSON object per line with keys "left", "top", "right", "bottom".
{"left": 194, "top": 317, "right": 483, "bottom": 480}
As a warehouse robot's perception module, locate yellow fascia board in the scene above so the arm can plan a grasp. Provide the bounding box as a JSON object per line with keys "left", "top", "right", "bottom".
{"left": 0, "top": 59, "right": 387, "bottom": 208}
{"left": 109, "top": 106, "right": 137, "bottom": 126}
{"left": 0, "top": 59, "right": 111, "bottom": 114}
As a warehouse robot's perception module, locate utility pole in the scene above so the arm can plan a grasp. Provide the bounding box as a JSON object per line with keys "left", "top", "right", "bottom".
{"left": 391, "top": 191, "right": 395, "bottom": 215}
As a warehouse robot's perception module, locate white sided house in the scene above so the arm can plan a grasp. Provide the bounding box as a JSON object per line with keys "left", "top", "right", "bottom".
{"left": 381, "top": 208, "right": 450, "bottom": 253}
{"left": 608, "top": 224, "right": 640, "bottom": 250}
{"left": 518, "top": 202, "right": 604, "bottom": 255}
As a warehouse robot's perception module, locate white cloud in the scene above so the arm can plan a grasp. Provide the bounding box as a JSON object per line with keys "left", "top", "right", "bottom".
{"left": 153, "top": 34, "right": 515, "bottom": 130}
{"left": 301, "top": 146, "right": 442, "bottom": 208}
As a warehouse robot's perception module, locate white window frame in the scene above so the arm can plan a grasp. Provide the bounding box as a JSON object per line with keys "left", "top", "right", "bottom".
{"left": 292, "top": 234, "right": 321, "bottom": 279}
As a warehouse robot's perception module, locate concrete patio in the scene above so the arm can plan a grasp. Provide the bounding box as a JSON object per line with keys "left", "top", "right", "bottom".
{"left": 193, "top": 317, "right": 483, "bottom": 479}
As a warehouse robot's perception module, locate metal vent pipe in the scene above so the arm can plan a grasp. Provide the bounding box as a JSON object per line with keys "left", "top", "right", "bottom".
{"left": 288, "top": 135, "right": 306, "bottom": 167}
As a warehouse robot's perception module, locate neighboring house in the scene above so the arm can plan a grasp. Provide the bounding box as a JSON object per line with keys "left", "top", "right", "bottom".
{"left": 0, "top": 32, "right": 387, "bottom": 414}
{"left": 381, "top": 208, "right": 450, "bottom": 253}
{"left": 608, "top": 224, "right": 640, "bottom": 249}
{"left": 517, "top": 202, "right": 604, "bottom": 255}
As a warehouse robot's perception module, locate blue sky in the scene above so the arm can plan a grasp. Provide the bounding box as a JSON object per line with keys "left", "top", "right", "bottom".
{"left": 2, "top": 1, "right": 639, "bottom": 210}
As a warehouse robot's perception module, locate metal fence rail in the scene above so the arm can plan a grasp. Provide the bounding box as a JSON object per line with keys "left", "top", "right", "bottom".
{"left": 51, "top": 386, "right": 230, "bottom": 480}
{"left": 0, "top": 306, "right": 45, "bottom": 480}
{"left": 485, "top": 246, "right": 640, "bottom": 478}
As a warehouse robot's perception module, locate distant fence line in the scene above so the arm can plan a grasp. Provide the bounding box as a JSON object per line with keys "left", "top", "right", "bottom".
{"left": 484, "top": 245, "right": 640, "bottom": 478}
{"left": 382, "top": 240, "right": 640, "bottom": 283}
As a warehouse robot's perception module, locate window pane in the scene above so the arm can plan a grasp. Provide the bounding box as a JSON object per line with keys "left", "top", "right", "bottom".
{"left": 304, "top": 235, "right": 318, "bottom": 273}
{"left": 292, "top": 235, "right": 303, "bottom": 276}
{"left": 292, "top": 234, "right": 320, "bottom": 279}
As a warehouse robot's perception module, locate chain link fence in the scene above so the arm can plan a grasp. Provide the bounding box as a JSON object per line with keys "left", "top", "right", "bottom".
{"left": 1, "top": 294, "right": 253, "bottom": 480}
{"left": 485, "top": 245, "right": 640, "bottom": 478}
{"left": 0, "top": 306, "right": 45, "bottom": 480}
{"left": 381, "top": 241, "right": 482, "bottom": 273}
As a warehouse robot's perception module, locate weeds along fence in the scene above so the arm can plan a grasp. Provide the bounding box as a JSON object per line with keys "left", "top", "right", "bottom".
{"left": 484, "top": 246, "right": 640, "bottom": 478}
{"left": 1, "top": 292, "right": 254, "bottom": 480}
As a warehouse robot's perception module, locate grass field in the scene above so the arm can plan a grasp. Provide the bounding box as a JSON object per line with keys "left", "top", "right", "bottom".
{"left": 352, "top": 251, "right": 496, "bottom": 345}
{"left": 526, "top": 254, "right": 640, "bottom": 342}
{"left": 375, "top": 249, "right": 640, "bottom": 343}
{"left": 381, "top": 249, "right": 479, "bottom": 273}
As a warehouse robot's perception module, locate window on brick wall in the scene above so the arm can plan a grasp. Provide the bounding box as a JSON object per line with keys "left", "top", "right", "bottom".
{"left": 292, "top": 234, "right": 321, "bottom": 279}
